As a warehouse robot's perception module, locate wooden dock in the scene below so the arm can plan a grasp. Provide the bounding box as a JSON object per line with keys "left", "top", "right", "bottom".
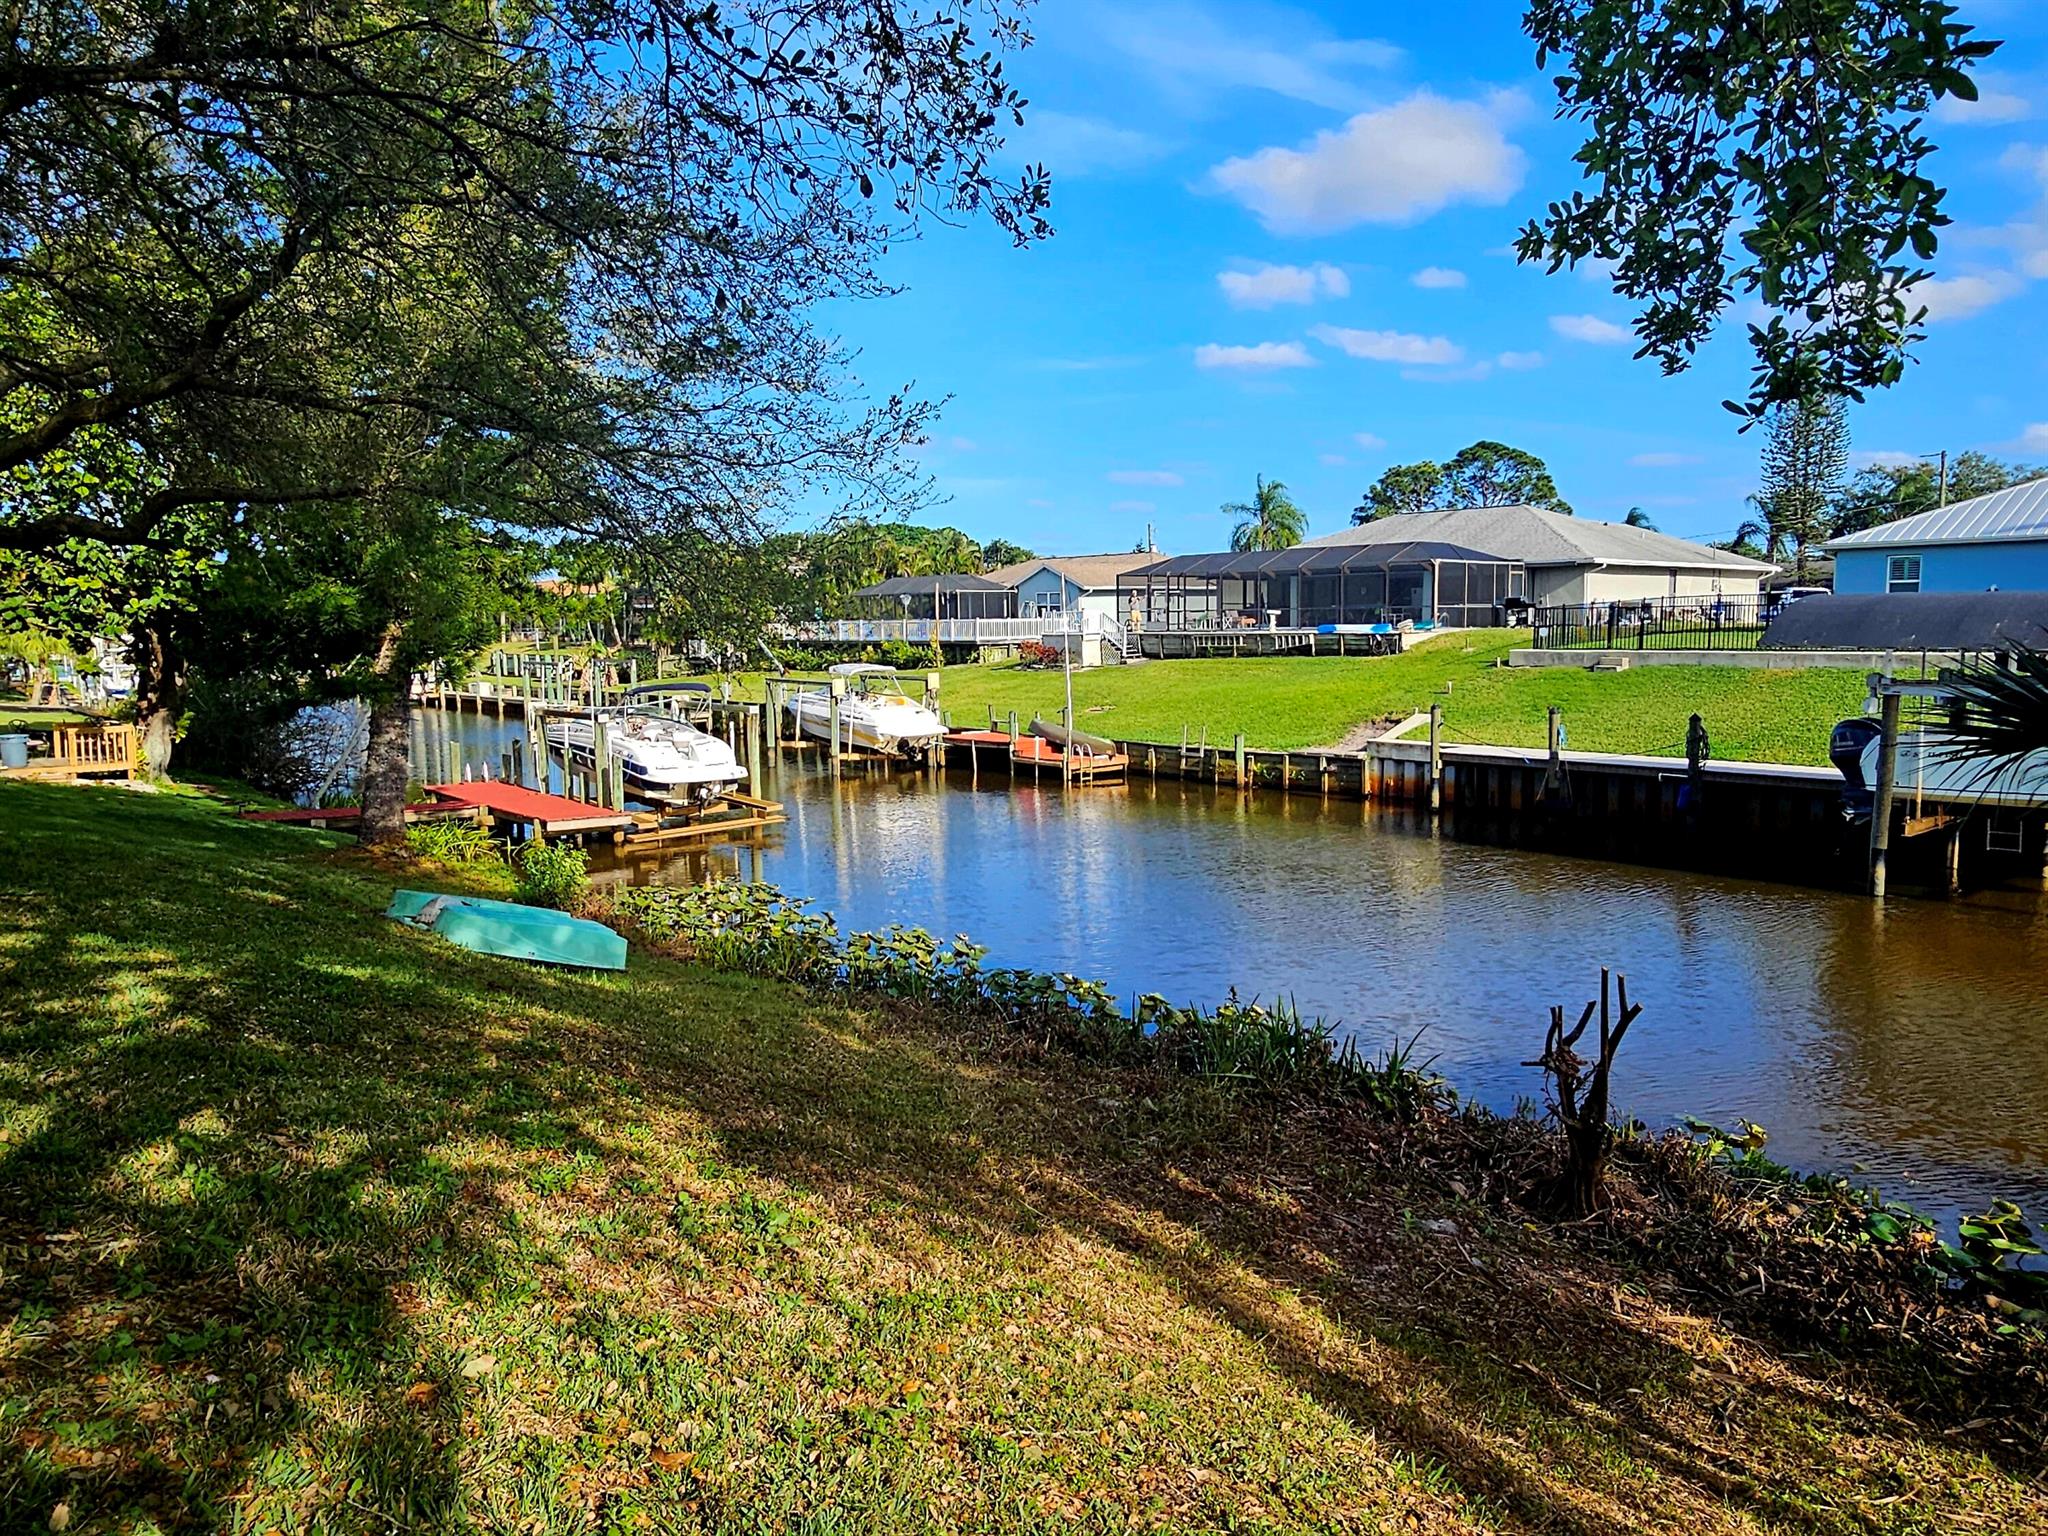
{"left": 944, "top": 729, "right": 1128, "bottom": 785}
{"left": 621, "top": 791, "right": 788, "bottom": 847}
{"left": 425, "top": 781, "right": 636, "bottom": 841}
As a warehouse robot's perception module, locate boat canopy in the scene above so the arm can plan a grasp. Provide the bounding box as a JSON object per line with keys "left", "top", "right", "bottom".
{"left": 827, "top": 662, "right": 900, "bottom": 676}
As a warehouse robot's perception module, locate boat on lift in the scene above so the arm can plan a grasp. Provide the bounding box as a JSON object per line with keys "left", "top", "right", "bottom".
{"left": 782, "top": 664, "right": 944, "bottom": 756}
{"left": 543, "top": 705, "right": 745, "bottom": 804}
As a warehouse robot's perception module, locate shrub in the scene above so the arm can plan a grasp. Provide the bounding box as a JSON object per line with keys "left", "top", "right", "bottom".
{"left": 514, "top": 842, "right": 589, "bottom": 909}
{"left": 1017, "top": 640, "right": 1060, "bottom": 669}
{"left": 404, "top": 819, "right": 497, "bottom": 865}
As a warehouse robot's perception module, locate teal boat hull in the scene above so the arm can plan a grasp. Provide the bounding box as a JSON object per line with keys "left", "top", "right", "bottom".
{"left": 386, "top": 890, "right": 627, "bottom": 970}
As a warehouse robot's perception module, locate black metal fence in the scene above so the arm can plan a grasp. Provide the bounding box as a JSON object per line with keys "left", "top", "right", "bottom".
{"left": 1528, "top": 596, "right": 1801, "bottom": 652}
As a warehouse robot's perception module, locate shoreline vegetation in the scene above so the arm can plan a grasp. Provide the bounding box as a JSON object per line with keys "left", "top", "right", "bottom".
{"left": 3, "top": 780, "right": 2043, "bottom": 1533}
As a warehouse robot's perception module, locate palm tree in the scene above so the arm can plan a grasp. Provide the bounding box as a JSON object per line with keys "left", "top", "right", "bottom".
{"left": 1722, "top": 508, "right": 1785, "bottom": 564}
{"left": 1623, "top": 507, "right": 1656, "bottom": 530}
{"left": 1226, "top": 475, "right": 1307, "bottom": 552}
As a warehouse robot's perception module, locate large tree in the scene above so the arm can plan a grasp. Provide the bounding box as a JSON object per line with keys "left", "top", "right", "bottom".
{"left": 1226, "top": 476, "right": 1307, "bottom": 552}
{"left": 1520, "top": 1, "right": 2001, "bottom": 422}
{"left": 1353, "top": 441, "right": 1572, "bottom": 522}
{"left": 0, "top": 2, "right": 1048, "bottom": 556}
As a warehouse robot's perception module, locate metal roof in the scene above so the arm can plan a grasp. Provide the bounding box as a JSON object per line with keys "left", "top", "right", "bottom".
{"left": 1123, "top": 540, "right": 1511, "bottom": 580}
{"left": 1300, "top": 505, "right": 1774, "bottom": 572}
{"left": 852, "top": 573, "right": 1007, "bottom": 597}
{"left": 1822, "top": 477, "right": 2048, "bottom": 551}
{"left": 1760, "top": 591, "right": 2048, "bottom": 651}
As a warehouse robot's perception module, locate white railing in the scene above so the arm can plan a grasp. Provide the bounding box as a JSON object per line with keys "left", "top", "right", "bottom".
{"left": 781, "top": 611, "right": 1127, "bottom": 647}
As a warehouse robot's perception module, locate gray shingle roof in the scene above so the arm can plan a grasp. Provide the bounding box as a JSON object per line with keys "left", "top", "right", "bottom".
{"left": 1822, "top": 477, "right": 2048, "bottom": 551}
{"left": 1301, "top": 505, "right": 1773, "bottom": 573}
{"left": 983, "top": 553, "right": 1166, "bottom": 590}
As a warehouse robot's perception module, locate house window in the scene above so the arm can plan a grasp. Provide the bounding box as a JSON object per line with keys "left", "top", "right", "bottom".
{"left": 1886, "top": 555, "right": 1922, "bottom": 594}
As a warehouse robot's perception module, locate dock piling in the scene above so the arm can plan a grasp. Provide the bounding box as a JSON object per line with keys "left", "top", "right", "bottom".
{"left": 1428, "top": 704, "right": 1443, "bottom": 817}
{"left": 1869, "top": 689, "right": 1902, "bottom": 898}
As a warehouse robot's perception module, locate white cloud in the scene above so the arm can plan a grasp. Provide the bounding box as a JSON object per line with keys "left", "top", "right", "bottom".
{"left": 1010, "top": 110, "right": 1171, "bottom": 176}
{"left": 1411, "top": 266, "right": 1467, "bottom": 289}
{"left": 1852, "top": 450, "right": 1923, "bottom": 470}
{"left": 1550, "top": 313, "right": 1632, "bottom": 344}
{"left": 1110, "top": 499, "right": 1157, "bottom": 513}
{"left": 1217, "top": 262, "right": 1349, "bottom": 308}
{"left": 1026, "top": 497, "right": 1055, "bottom": 509}
{"left": 1353, "top": 432, "right": 1386, "bottom": 451}
{"left": 2020, "top": 424, "right": 2048, "bottom": 454}
{"left": 1496, "top": 350, "right": 1545, "bottom": 371}
{"left": 1193, "top": 340, "right": 1315, "bottom": 370}
{"left": 1910, "top": 271, "right": 2024, "bottom": 321}
{"left": 1309, "top": 323, "right": 1462, "bottom": 365}
{"left": 1209, "top": 91, "right": 1527, "bottom": 235}
{"left": 1098, "top": 5, "right": 1401, "bottom": 114}
{"left": 1107, "top": 469, "right": 1185, "bottom": 487}
{"left": 1318, "top": 452, "right": 1348, "bottom": 466}
{"left": 1932, "top": 75, "right": 2036, "bottom": 127}
{"left": 1628, "top": 451, "right": 1701, "bottom": 468}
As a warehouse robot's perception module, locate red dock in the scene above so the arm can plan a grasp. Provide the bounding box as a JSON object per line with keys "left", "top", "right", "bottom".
{"left": 425, "top": 781, "right": 635, "bottom": 838}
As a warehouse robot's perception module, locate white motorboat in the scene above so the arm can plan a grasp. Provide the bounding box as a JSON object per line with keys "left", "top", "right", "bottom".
{"left": 782, "top": 663, "right": 944, "bottom": 756}
{"left": 543, "top": 706, "right": 746, "bottom": 804}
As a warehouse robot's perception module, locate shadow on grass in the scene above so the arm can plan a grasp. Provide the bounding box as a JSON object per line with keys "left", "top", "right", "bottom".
{"left": 0, "top": 782, "right": 2030, "bottom": 1534}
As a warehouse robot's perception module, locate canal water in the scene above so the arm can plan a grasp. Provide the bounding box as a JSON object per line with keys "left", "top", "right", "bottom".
{"left": 410, "top": 705, "right": 2048, "bottom": 1223}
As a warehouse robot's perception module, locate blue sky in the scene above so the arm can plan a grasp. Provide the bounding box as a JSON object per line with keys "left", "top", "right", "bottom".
{"left": 823, "top": 0, "right": 2048, "bottom": 556}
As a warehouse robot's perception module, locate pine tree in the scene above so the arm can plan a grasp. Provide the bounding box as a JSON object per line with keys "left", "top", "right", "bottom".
{"left": 1757, "top": 400, "right": 1849, "bottom": 577}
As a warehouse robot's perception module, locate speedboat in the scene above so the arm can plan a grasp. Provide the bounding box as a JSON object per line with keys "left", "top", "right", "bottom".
{"left": 543, "top": 706, "right": 745, "bottom": 804}
{"left": 1832, "top": 717, "right": 2048, "bottom": 822}
{"left": 782, "top": 664, "right": 944, "bottom": 756}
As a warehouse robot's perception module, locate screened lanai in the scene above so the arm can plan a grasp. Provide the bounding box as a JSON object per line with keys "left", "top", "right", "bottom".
{"left": 847, "top": 573, "right": 1017, "bottom": 621}
{"left": 1116, "top": 541, "right": 1526, "bottom": 630}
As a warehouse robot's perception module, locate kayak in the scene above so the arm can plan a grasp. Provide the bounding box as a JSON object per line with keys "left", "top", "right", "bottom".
{"left": 1028, "top": 716, "right": 1119, "bottom": 757}
{"left": 386, "top": 889, "right": 627, "bottom": 971}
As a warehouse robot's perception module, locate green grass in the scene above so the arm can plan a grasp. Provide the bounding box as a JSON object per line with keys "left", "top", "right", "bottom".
{"left": 1, "top": 781, "right": 2030, "bottom": 1533}
{"left": 742, "top": 633, "right": 1867, "bottom": 764}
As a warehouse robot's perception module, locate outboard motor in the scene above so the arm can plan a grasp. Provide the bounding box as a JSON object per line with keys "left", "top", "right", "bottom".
{"left": 1830, "top": 717, "right": 1883, "bottom": 822}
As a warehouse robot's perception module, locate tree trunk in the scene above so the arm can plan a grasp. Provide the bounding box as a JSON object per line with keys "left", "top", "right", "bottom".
{"left": 358, "top": 622, "right": 412, "bottom": 846}
{"left": 128, "top": 624, "right": 182, "bottom": 779}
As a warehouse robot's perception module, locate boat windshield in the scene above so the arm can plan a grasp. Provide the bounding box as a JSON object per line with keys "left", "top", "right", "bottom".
{"left": 849, "top": 674, "right": 910, "bottom": 700}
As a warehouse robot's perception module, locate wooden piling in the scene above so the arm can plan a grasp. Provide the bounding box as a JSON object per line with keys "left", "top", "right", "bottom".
{"left": 1869, "top": 689, "right": 1902, "bottom": 899}
{"left": 1428, "top": 704, "right": 1443, "bottom": 817}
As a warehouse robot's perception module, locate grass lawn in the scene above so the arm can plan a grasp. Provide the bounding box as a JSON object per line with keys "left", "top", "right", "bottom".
{"left": 743, "top": 634, "right": 1867, "bottom": 764}
{"left": 2, "top": 782, "right": 2031, "bottom": 1533}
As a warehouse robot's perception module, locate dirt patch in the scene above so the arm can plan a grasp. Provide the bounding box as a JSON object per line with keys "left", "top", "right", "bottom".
{"left": 1305, "top": 713, "right": 1408, "bottom": 753}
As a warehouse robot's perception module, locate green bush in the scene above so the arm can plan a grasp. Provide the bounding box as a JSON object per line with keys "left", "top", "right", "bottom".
{"left": 404, "top": 820, "right": 497, "bottom": 865}
{"left": 514, "top": 842, "right": 589, "bottom": 909}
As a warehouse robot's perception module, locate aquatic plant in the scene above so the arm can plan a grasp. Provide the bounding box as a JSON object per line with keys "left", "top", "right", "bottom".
{"left": 606, "top": 880, "right": 1452, "bottom": 1114}
{"left": 514, "top": 842, "right": 589, "bottom": 909}
{"left": 404, "top": 819, "right": 497, "bottom": 866}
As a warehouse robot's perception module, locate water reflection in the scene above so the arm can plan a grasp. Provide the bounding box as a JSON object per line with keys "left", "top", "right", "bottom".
{"left": 408, "top": 707, "right": 2048, "bottom": 1219}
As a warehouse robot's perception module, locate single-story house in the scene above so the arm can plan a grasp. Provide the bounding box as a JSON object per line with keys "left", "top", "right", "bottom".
{"left": 1296, "top": 505, "right": 1773, "bottom": 608}
{"left": 1824, "top": 479, "right": 2048, "bottom": 595}
{"left": 847, "top": 573, "right": 1016, "bottom": 621}
{"left": 1118, "top": 540, "right": 1527, "bottom": 630}
{"left": 982, "top": 553, "right": 1167, "bottom": 627}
